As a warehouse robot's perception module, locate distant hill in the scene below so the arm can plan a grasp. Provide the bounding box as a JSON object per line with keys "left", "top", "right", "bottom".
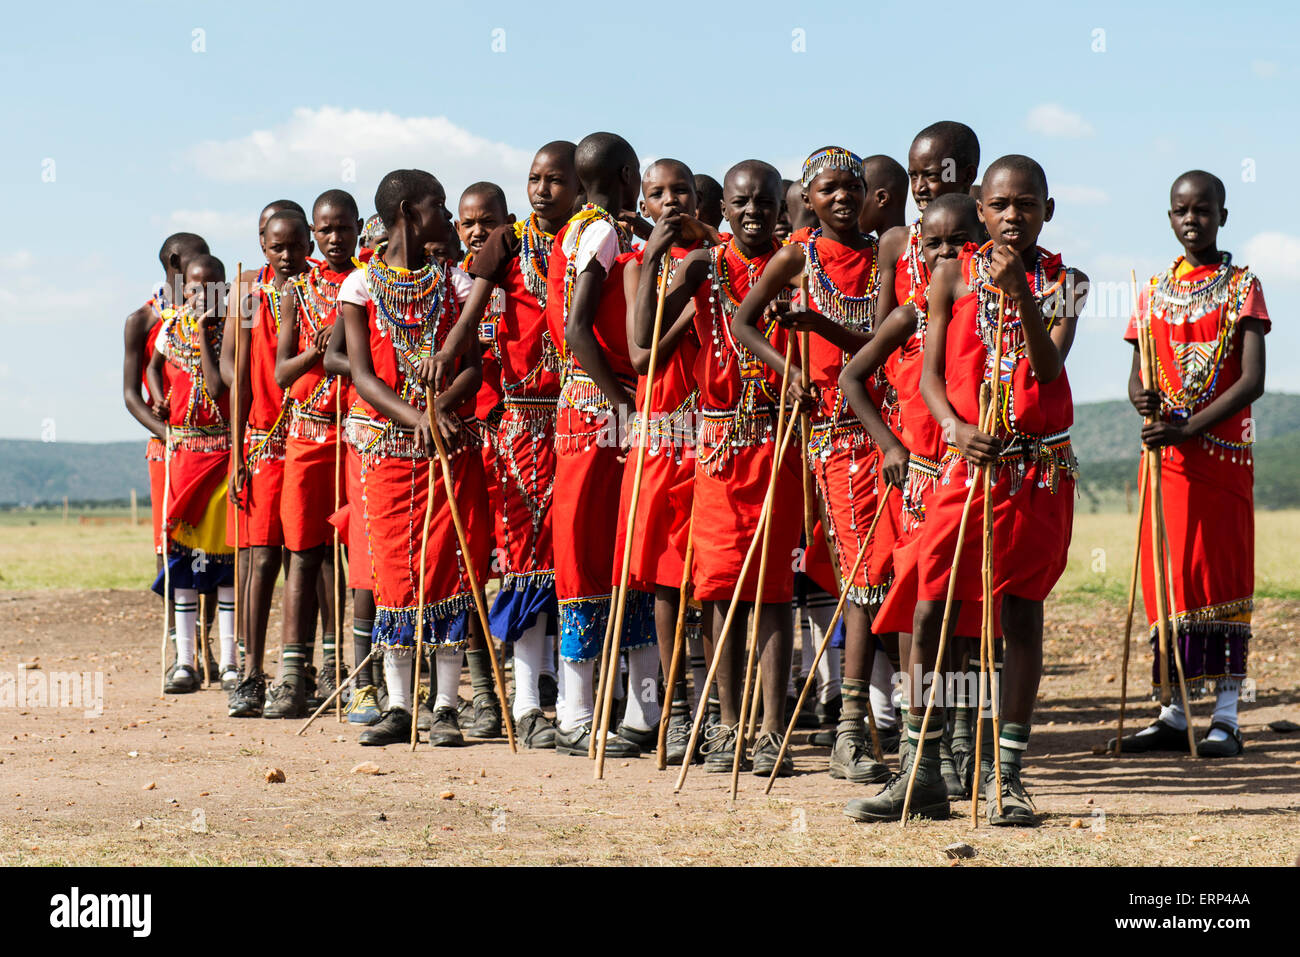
{"left": 2, "top": 392, "right": 1299, "bottom": 508}
{"left": 0, "top": 439, "right": 150, "bottom": 507}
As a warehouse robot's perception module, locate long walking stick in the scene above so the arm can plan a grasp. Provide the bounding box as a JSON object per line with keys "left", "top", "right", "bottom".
{"left": 731, "top": 337, "right": 795, "bottom": 799}
{"left": 1114, "top": 459, "right": 1150, "bottom": 754}
{"left": 410, "top": 440, "right": 435, "bottom": 751}
{"left": 230, "top": 264, "right": 243, "bottom": 675}
{"left": 673, "top": 407, "right": 801, "bottom": 793}
{"left": 764, "top": 492, "right": 889, "bottom": 793}
{"left": 159, "top": 425, "right": 172, "bottom": 698}
{"left": 425, "top": 389, "right": 517, "bottom": 752}
{"left": 298, "top": 649, "right": 376, "bottom": 735}
{"left": 657, "top": 527, "right": 694, "bottom": 770}
{"left": 333, "top": 400, "right": 344, "bottom": 721}
{"left": 594, "top": 255, "right": 671, "bottom": 777}
{"left": 1134, "top": 275, "right": 1173, "bottom": 706}
{"left": 907, "top": 292, "right": 1005, "bottom": 827}
{"left": 1158, "top": 500, "right": 1198, "bottom": 755}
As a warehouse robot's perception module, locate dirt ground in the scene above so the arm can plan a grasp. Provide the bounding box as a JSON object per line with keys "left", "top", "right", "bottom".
{"left": 0, "top": 588, "right": 1296, "bottom": 867}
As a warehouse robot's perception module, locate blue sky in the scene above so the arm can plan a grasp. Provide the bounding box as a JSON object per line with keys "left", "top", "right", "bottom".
{"left": 3, "top": 0, "right": 1297, "bottom": 441}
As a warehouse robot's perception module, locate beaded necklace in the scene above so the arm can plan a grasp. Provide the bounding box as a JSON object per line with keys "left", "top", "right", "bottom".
{"left": 517, "top": 213, "right": 554, "bottom": 306}
{"left": 162, "top": 305, "right": 224, "bottom": 425}
{"left": 1147, "top": 254, "right": 1249, "bottom": 411}
{"left": 803, "top": 228, "right": 879, "bottom": 330}
{"left": 363, "top": 243, "right": 448, "bottom": 380}
{"left": 294, "top": 264, "right": 343, "bottom": 338}
{"left": 560, "top": 204, "right": 632, "bottom": 336}
{"left": 969, "top": 240, "right": 1067, "bottom": 357}
{"left": 903, "top": 219, "right": 926, "bottom": 305}
{"left": 705, "top": 238, "right": 780, "bottom": 373}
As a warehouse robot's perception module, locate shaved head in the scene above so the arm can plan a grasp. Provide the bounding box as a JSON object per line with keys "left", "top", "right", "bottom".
{"left": 923, "top": 193, "right": 980, "bottom": 234}
{"left": 913, "top": 121, "right": 980, "bottom": 171}
{"left": 1172, "top": 169, "right": 1226, "bottom": 208}
{"left": 862, "top": 154, "right": 907, "bottom": 197}
{"left": 645, "top": 157, "right": 694, "bottom": 184}
{"left": 158, "top": 232, "right": 209, "bottom": 270}
{"left": 725, "top": 159, "right": 781, "bottom": 196}
{"left": 984, "top": 154, "right": 1049, "bottom": 199}
{"left": 460, "top": 181, "right": 509, "bottom": 218}
{"left": 575, "top": 132, "right": 637, "bottom": 184}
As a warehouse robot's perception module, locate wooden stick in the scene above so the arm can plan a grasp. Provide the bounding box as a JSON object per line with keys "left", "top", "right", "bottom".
{"left": 1157, "top": 498, "right": 1198, "bottom": 755}
{"left": 595, "top": 255, "right": 671, "bottom": 778}
{"left": 230, "top": 264, "right": 243, "bottom": 675}
{"left": 910, "top": 291, "right": 1004, "bottom": 827}
{"left": 764, "top": 493, "right": 889, "bottom": 794}
{"left": 1134, "top": 274, "right": 1173, "bottom": 706}
{"left": 333, "top": 399, "right": 344, "bottom": 721}
{"left": 673, "top": 408, "right": 800, "bottom": 793}
{"left": 298, "top": 650, "right": 376, "bottom": 735}
{"left": 410, "top": 441, "right": 436, "bottom": 751}
{"left": 425, "top": 389, "right": 517, "bottom": 752}
{"left": 730, "top": 337, "right": 795, "bottom": 799}
{"left": 971, "top": 577, "right": 990, "bottom": 827}
{"left": 984, "top": 295, "right": 1008, "bottom": 819}
{"left": 1115, "top": 459, "right": 1150, "bottom": 755}
{"left": 198, "top": 594, "right": 211, "bottom": 685}
{"left": 657, "top": 528, "right": 694, "bottom": 770}
{"left": 160, "top": 425, "right": 172, "bottom": 698}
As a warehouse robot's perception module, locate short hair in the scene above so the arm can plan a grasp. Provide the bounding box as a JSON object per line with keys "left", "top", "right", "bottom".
{"left": 575, "top": 132, "right": 637, "bottom": 188}
{"left": 459, "top": 181, "right": 509, "bottom": 217}
{"left": 264, "top": 209, "right": 311, "bottom": 242}
{"left": 644, "top": 158, "right": 694, "bottom": 182}
{"left": 1171, "top": 169, "right": 1226, "bottom": 208}
{"left": 983, "top": 154, "right": 1049, "bottom": 199}
{"left": 374, "top": 169, "right": 442, "bottom": 229}
{"left": 725, "top": 160, "right": 783, "bottom": 196}
{"left": 313, "top": 189, "right": 359, "bottom": 220}
{"left": 158, "top": 232, "right": 209, "bottom": 268}
{"left": 913, "top": 121, "right": 980, "bottom": 171}
{"left": 922, "top": 193, "right": 980, "bottom": 233}
{"left": 261, "top": 199, "right": 306, "bottom": 218}
{"left": 694, "top": 173, "right": 722, "bottom": 200}
{"left": 185, "top": 253, "right": 226, "bottom": 280}
{"left": 862, "top": 154, "right": 907, "bottom": 198}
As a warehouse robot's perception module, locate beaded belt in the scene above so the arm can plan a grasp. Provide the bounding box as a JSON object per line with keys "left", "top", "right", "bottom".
{"left": 941, "top": 429, "right": 1077, "bottom": 494}
{"left": 695, "top": 405, "right": 777, "bottom": 474}
{"left": 169, "top": 425, "right": 231, "bottom": 454}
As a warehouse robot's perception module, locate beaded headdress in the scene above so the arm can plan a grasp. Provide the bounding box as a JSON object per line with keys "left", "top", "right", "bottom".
{"left": 362, "top": 214, "right": 386, "bottom": 246}
{"left": 800, "top": 147, "right": 863, "bottom": 188}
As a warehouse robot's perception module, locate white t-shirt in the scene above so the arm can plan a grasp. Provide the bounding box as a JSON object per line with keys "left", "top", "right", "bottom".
{"left": 560, "top": 219, "right": 621, "bottom": 277}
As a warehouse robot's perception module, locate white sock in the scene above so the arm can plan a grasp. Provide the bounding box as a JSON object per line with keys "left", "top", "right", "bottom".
{"left": 801, "top": 596, "right": 841, "bottom": 704}
{"left": 512, "top": 620, "right": 547, "bottom": 720}
{"left": 174, "top": 588, "right": 198, "bottom": 669}
{"left": 385, "top": 655, "right": 413, "bottom": 713}
{"left": 870, "top": 650, "right": 897, "bottom": 730}
{"left": 540, "top": 632, "right": 557, "bottom": 680}
{"left": 688, "top": 633, "right": 706, "bottom": 709}
{"left": 434, "top": 647, "right": 461, "bottom": 710}
{"left": 560, "top": 659, "right": 596, "bottom": 731}
{"left": 623, "top": 644, "right": 662, "bottom": 732}
{"left": 1141, "top": 701, "right": 1186, "bottom": 733}
{"left": 216, "top": 585, "right": 236, "bottom": 670}
{"left": 1207, "top": 685, "right": 1239, "bottom": 741}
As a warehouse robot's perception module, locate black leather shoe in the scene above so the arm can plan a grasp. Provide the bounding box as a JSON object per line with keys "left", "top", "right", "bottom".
{"left": 1196, "top": 721, "right": 1244, "bottom": 758}
{"left": 1106, "top": 718, "right": 1190, "bottom": 754}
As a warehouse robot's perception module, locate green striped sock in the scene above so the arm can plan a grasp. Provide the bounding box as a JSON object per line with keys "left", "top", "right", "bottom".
{"left": 999, "top": 721, "right": 1030, "bottom": 771}
{"left": 281, "top": 643, "right": 306, "bottom": 681}
{"left": 906, "top": 713, "right": 943, "bottom": 784}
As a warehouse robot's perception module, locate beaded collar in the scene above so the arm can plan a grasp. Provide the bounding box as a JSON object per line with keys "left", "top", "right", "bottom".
{"left": 969, "top": 241, "right": 1068, "bottom": 356}
{"left": 802, "top": 227, "right": 879, "bottom": 330}
{"left": 363, "top": 243, "right": 449, "bottom": 377}
{"left": 291, "top": 264, "right": 345, "bottom": 338}
{"left": 516, "top": 213, "right": 555, "bottom": 307}
{"left": 903, "top": 219, "right": 926, "bottom": 305}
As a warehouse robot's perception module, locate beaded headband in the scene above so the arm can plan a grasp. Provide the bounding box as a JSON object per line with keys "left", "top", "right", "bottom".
{"left": 362, "top": 213, "right": 386, "bottom": 244}
{"left": 800, "top": 147, "right": 863, "bottom": 188}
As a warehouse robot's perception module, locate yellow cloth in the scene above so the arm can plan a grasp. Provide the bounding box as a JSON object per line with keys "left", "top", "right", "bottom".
{"left": 173, "top": 479, "right": 233, "bottom": 556}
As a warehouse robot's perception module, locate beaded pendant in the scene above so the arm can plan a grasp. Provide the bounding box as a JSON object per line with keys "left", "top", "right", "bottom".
{"left": 517, "top": 213, "right": 554, "bottom": 307}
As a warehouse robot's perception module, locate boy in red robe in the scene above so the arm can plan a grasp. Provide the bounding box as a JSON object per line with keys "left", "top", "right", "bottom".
{"left": 842, "top": 193, "right": 985, "bottom": 799}
{"left": 736, "top": 147, "right": 896, "bottom": 786}
{"left": 614, "top": 158, "right": 704, "bottom": 751}
{"left": 122, "top": 232, "right": 209, "bottom": 677}
{"left": 858, "top": 154, "right": 909, "bottom": 239}
{"left": 338, "top": 168, "right": 491, "bottom": 747}
{"left": 1109, "top": 170, "right": 1268, "bottom": 759}
{"left": 223, "top": 209, "right": 309, "bottom": 717}
{"left": 146, "top": 254, "right": 236, "bottom": 692}
{"left": 260, "top": 190, "right": 361, "bottom": 718}
{"left": 639, "top": 160, "right": 801, "bottom": 773}
{"left": 546, "top": 132, "right": 649, "bottom": 758}
{"left": 438, "top": 142, "right": 580, "bottom": 748}
{"left": 853, "top": 156, "right": 1087, "bottom": 824}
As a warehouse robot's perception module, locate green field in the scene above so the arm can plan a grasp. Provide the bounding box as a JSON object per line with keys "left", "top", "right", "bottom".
{"left": 3, "top": 506, "right": 1298, "bottom": 599}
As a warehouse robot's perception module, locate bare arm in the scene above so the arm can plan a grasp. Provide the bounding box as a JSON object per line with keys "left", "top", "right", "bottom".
{"left": 273, "top": 289, "right": 325, "bottom": 390}
{"left": 919, "top": 260, "right": 999, "bottom": 467}
{"left": 565, "top": 262, "right": 634, "bottom": 416}
{"left": 123, "top": 306, "right": 166, "bottom": 439}
{"left": 839, "top": 305, "right": 913, "bottom": 486}
{"left": 624, "top": 255, "right": 697, "bottom": 375}
{"left": 323, "top": 313, "right": 351, "bottom": 377}
{"left": 145, "top": 347, "right": 169, "bottom": 423}
{"left": 198, "top": 312, "right": 226, "bottom": 403}
{"left": 432, "top": 276, "right": 493, "bottom": 389}
{"left": 872, "top": 226, "right": 907, "bottom": 330}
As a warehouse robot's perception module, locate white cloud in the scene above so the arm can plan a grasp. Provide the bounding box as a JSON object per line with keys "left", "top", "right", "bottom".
{"left": 0, "top": 250, "right": 34, "bottom": 270}
{"left": 1252, "top": 59, "right": 1279, "bottom": 78}
{"left": 1025, "top": 103, "right": 1095, "bottom": 139}
{"left": 162, "top": 209, "right": 252, "bottom": 246}
{"left": 186, "top": 106, "right": 533, "bottom": 209}
{"left": 1243, "top": 231, "right": 1300, "bottom": 282}
{"left": 1054, "top": 185, "right": 1109, "bottom": 206}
